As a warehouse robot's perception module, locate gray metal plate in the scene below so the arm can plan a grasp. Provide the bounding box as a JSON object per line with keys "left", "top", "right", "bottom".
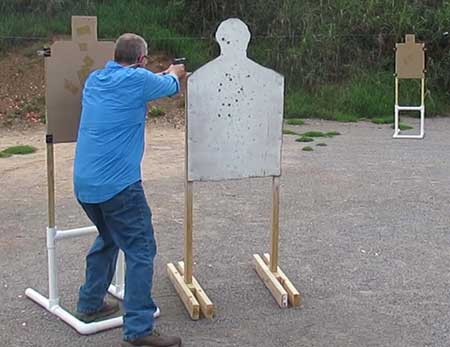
{"left": 187, "top": 19, "right": 284, "bottom": 181}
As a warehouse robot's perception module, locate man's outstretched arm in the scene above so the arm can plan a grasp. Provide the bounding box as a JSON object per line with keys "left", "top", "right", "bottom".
{"left": 143, "top": 64, "right": 186, "bottom": 101}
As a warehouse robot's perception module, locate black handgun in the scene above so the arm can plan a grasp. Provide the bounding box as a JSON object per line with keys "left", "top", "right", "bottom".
{"left": 173, "top": 57, "right": 187, "bottom": 65}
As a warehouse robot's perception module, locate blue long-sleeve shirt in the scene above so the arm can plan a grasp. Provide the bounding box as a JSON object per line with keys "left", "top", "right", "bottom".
{"left": 74, "top": 60, "right": 180, "bottom": 203}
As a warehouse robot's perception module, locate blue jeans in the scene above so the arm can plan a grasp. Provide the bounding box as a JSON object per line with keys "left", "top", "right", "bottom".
{"left": 76, "top": 180, "right": 157, "bottom": 340}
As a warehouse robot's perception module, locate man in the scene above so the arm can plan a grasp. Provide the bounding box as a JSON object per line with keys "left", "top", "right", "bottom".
{"left": 73, "top": 33, "right": 185, "bottom": 347}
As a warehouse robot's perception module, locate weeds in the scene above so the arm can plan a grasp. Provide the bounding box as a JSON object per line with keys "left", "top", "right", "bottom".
{"left": 286, "top": 118, "right": 305, "bottom": 126}
{"left": 372, "top": 117, "right": 393, "bottom": 124}
{"left": 392, "top": 123, "right": 414, "bottom": 130}
{"left": 302, "top": 131, "right": 326, "bottom": 137}
{"left": 296, "top": 136, "right": 314, "bottom": 142}
{"left": 283, "top": 129, "right": 299, "bottom": 135}
{"left": 3, "top": 1, "right": 450, "bottom": 120}
{"left": 148, "top": 106, "right": 165, "bottom": 118}
{"left": 1, "top": 145, "right": 37, "bottom": 156}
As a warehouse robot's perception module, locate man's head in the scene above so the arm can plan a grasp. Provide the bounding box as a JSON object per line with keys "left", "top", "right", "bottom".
{"left": 114, "top": 33, "right": 148, "bottom": 66}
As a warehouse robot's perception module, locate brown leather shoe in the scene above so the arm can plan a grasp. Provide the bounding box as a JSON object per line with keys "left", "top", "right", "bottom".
{"left": 122, "top": 331, "right": 182, "bottom": 347}
{"left": 75, "top": 300, "right": 120, "bottom": 323}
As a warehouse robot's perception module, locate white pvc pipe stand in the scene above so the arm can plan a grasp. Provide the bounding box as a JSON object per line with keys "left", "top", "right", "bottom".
{"left": 26, "top": 225, "right": 126, "bottom": 335}
{"left": 393, "top": 77, "right": 425, "bottom": 140}
{"left": 393, "top": 104, "right": 425, "bottom": 139}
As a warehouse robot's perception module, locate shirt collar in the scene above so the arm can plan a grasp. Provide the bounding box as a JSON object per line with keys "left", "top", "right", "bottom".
{"left": 105, "top": 60, "right": 124, "bottom": 69}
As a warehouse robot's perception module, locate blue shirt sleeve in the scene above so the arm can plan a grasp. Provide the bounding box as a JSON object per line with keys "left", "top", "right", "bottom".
{"left": 141, "top": 70, "right": 180, "bottom": 102}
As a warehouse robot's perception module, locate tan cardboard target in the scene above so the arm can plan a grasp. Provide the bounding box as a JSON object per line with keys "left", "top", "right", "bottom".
{"left": 395, "top": 34, "right": 425, "bottom": 79}
{"left": 46, "top": 16, "right": 114, "bottom": 143}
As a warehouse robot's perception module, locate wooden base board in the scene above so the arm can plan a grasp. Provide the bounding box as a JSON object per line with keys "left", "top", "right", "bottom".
{"left": 263, "top": 253, "right": 301, "bottom": 306}
{"left": 167, "top": 263, "right": 200, "bottom": 319}
{"left": 177, "top": 261, "right": 214, "bottom": 319}
{"left": 253, "top": 254, "right": 301, "bottom": 307}
{"left": 167, "top": 262, "right": 214, "bottom": 320}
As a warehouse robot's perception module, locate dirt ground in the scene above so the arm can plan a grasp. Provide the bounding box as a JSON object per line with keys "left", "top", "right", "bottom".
{"left": 0, "top": 45, "right": 186, "bottom": 128}
{"left": 2, "top": 117, "right": 450, "bottom": 347}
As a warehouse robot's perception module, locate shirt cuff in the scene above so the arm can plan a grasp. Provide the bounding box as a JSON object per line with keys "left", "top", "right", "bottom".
{"left": 167, "top": 72, "right": 181, "bottom": 94}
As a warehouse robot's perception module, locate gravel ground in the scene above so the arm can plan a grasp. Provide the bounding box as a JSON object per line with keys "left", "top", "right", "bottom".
{"left": 1, "top": 118, "right": 450, "bottom": 347}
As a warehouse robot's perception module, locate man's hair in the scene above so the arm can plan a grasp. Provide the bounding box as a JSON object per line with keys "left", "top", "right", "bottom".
{"left": 114, "top": 33, "right": 148, "bottom": 64}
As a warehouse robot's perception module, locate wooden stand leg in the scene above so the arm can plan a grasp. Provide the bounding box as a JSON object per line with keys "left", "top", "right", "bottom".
{"left": 47, "top": 142, "right": 56, "bottom": 228}
{"left": 270, "top": 176, "right": 280, "bottom": 272}
{"left": 394, "top": 77, "right": 399, "bottom": 136}
{"left": 184, "top": 181, "right": 194, "bottom": 285}
{"left": 167, "top": 181, "right": 214, "bottom": 320}
{"left": 254, "top": 176, "right": 301, "bottom": 308}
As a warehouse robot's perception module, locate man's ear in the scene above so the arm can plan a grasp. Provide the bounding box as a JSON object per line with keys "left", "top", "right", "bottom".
{"left": 137, "top": 55, "right": 145, "bottom": 66}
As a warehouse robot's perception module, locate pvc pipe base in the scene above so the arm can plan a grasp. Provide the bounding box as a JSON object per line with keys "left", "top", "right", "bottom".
{"left": 393, "top": 134, "right": 425, "bottom": 139}
{"left": 25, "top": 288, "right": 123, "bottom": 335}
{"left": 26, "top": 285, "right": 161, "bottom": 334}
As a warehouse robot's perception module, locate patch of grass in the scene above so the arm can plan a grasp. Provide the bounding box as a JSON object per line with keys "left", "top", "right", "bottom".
{"left": 284, "top": 69, "right": 450, "bottom": 122}
{"left": 148, "top": 106, "right": 165, "bottom": 118}
{"left": 285, "top": 72, "right": 395, "bottom": 121}
{"left": 2, "top": 145, "right": 37, "bottom": 155}
{"left": 0, "top": 151, "right": 12, "bottom": 158}
{"left": 335, "top": 113, "right": 358, "bottom": 122}
{"left": 283, "top": 129, "right": 299, "bottom": 135}
{"left": 302, "top": 131, "right": 326, "bottom": 137}
{"left": 296, "top": 136, "right": 314, "bottom": 143}
{"left": 372, "top": 116, "right": 393, "bottom": 124}
{"left": 326, "top": 131, "right": 341, "bottom": 137}
{"left": 316, "top": 143, "right": 328, "bottom": 146}
{"left": 286, "top": 118, "right": 305, "bottom": 126}
{"left": 285, "top": 90, "right": 333, "bottom": 119}
{"left": 302, "top": 146, "right": 313, "bottom": 151}
{"left": 392, "top": 123, "right": 414, "bottom": 131}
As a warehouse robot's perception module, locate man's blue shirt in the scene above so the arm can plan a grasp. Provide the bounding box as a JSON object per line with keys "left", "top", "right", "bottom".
{"left": 74, "top": 60, "right": 179, "bottom": 203}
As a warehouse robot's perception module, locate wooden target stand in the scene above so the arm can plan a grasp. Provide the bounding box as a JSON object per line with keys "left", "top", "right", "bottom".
{"left": 167, "top": 18, "right": 300, "bottom": 320}
{"left": 167, "top": 175, "right": 300, "bottom": 320}
{"left": 253, "top": 176, "right": 301, "bottom": 309}
{"left": 166, "top": 179, "right": 214, "bottom": 320}
{"left": 394, "top": 34, "right": 426, "bottom": 139}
